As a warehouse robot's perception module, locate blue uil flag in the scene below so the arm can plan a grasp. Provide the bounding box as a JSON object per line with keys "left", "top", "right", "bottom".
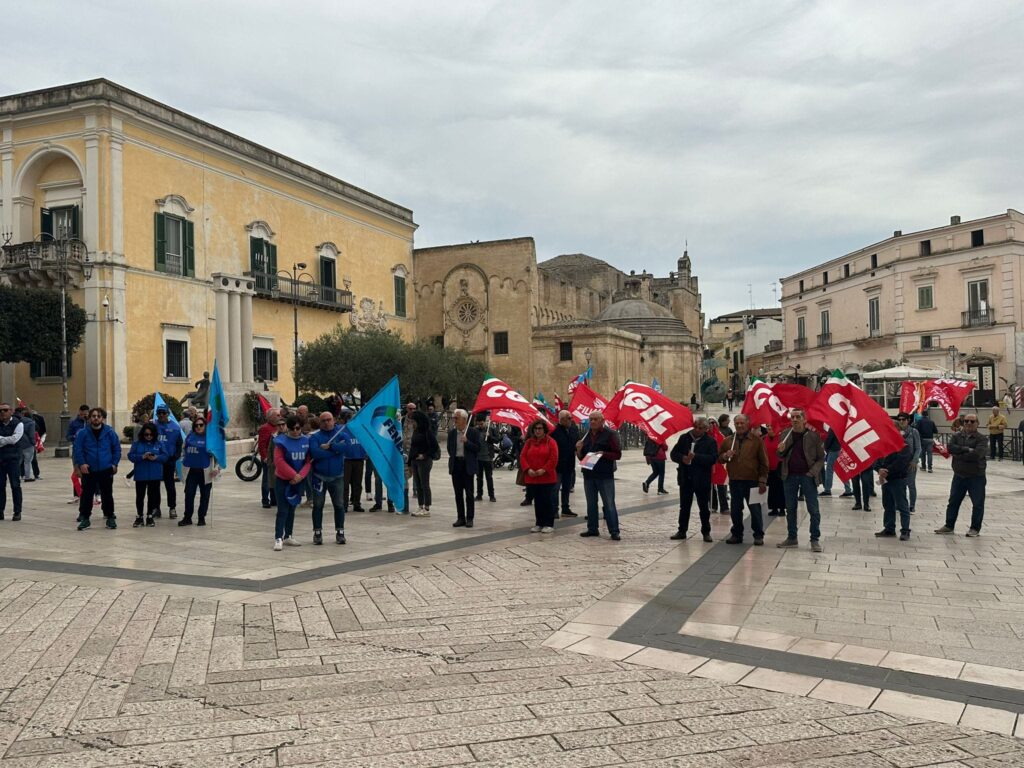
{"left": 347, "top": 376, "right": 406, "bottom": 512}
{"left": 206, "top": 361, "right": 229, "bottom": 469}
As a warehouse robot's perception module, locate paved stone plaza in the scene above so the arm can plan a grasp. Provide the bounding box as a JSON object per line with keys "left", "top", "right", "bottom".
{"left": 0, "top": 446, "right": 1023, "bottom": 765}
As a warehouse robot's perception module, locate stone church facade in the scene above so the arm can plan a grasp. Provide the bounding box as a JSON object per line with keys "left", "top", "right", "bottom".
{"left": 413, "top": 238, "right": 704, "bottom": 404}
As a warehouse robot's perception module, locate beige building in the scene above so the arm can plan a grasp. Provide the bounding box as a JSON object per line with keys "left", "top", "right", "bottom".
{"left": 413, "top": 241, "right": 704, "bottom": 403}
{"left": 0, "top": 79, "right": 416, "bottom": 435}
{"left": 703, "top": 308, "right": 783, "bottom": 396}
{"left": 780, "top": 210, "right": 1024, "bottom": 405}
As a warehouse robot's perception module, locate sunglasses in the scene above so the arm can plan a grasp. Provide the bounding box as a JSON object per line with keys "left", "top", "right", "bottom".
{"left": 194, "top": 422, "right": 206, "bottom": 428}
{"left": 963, "top": 419, "right": 978, "bottom": 423}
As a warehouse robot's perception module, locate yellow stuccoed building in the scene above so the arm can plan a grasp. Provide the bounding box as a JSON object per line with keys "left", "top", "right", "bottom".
{"left": 0, "top": 80, "right": 416, "bottom": 437}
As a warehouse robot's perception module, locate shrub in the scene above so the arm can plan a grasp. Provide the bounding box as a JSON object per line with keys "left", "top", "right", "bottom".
{"left": 291, "top": 393, "right": 329, "bottom": 414}
{"left": 130, "top": 392, "right": 184, "bottom": 425}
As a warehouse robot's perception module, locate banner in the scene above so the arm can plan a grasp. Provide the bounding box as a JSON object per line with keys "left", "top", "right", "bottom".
{"left": 347, "top": 375, "right": 406, "bottom": 512}
{"left": 532, "top": 392, "right": 558, "bottom": 418}
{"left": 807, "top": 371, "right": 905, "bottom": 482}
{"left": 603, "top": 382, "right": 693, "bottom": 441}
{"left": 567, "top": 366, "right": 593, "bottom": 396}
{"left": 472, "top": 377, "right": 550, "bottom": 431}
{"left": 567, "top": 382, "right": 616, "bottom": 427}
{"left": 741, "top": 379, "right": 819, "bottom": 431}
{"left": 256, "top": 393, "right": 274, "bottom": 416}
{"left": 898, "top": 379, "right": 975, "bottom": 419}
{"left": 206, "top": 361, "right": 229, "bottom": 470}
{"left": 899, "top": 381, "right": 924, "bottom": 414}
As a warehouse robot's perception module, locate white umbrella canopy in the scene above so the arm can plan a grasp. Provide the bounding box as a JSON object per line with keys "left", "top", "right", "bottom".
{"left": 861, "top": 365, "right": 945, "bottom": 381}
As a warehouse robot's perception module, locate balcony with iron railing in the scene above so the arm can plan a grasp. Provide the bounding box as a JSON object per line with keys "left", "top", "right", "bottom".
{"left": 247, "top": 270, "right": 353, "bottom": 312}
{"left": 817, "top": 332, "right": 832, "bottom": 348}
{"left": 0, "top": 239, "right": 91, "bottom": 288}
{"left": 962, "top": 308, "right": 994, "bottom": 328}
{"left": 794, "top": 337, "right": 807, "bottom": 352}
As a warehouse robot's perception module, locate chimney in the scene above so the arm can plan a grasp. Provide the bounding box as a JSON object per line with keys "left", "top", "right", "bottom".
{"left": 893, "top": 230, "right": 902, "bottom": 237}
{"left": 950, "top": 215, "right": 961, "bottom": 225}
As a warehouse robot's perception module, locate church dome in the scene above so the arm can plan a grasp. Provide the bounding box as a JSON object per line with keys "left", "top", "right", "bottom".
{"left": 594, "top": 298, "right": 693, "bottom": 336}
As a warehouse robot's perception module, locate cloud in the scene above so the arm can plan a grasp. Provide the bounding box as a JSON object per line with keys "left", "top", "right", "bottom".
{"left": 3, "top": 0, "right": 1022, "bottom": 317}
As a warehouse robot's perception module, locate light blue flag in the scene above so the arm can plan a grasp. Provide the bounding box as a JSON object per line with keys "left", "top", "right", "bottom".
{"left": 347, "top": 375, "right": 405, "bottom": 512}
{"left": 206, "top": 361, "right": 229, "bottom": 469}
{"left": 651, "top": 377, "right": 662, "bottom": 393}
{"left": 584, "top": 365, "right": 593, "bottom": 382}
{"left": 152, "top": 391, "right": 185, "bottom": 437}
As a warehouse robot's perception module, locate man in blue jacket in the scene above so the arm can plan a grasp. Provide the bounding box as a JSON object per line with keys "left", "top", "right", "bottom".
{"left": 154, "top": 405, "right": 183, "bottom": 519}
{"left": 339, "top": 409, "right": 367, "bottom": 513}
{"left": 72, "top": 407, "right": 121, "bottom": 530}
{"left": 309, "top": 411, "right": 347, "bottom": 545}
{"left": 66, "top": 404, "right": 89, "bottom": 444}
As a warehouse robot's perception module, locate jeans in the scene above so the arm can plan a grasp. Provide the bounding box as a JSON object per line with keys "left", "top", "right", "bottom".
{"left": 476, "top": 461, "right": 494, "bottom": 499}
{"left": 644, "top": 460, "right": 666, "bottom": 492}
{"left": 312, "top": 474, "right": 345, "bottom": 531}
{"left": 161, "top": 460, "right": 177, "bottom": 511}
{"left": 583, "top": 473, "right": 619, "bottom": 535}
{"left": 184, "top": 468, "right": 212, "bottom": 523}
{"left": 945, "top": 474, "right": 986, "bottom": 532}
{"left": 0, "top": 458, "right": 22, "bottom": 515}
{"left": 411, "top": 458, "right": 433, "bottom": 508}
{"left": 532, "top": 482, "right": 556, "bottom": 527}
{"left": 678, "top": 479, "right": 711, "bottom": 536}
{"left": 261, "top": 460, "right": 276, "bottom": 505}
{"left": 274, "top": 478, "right": 298, "bottom": 540}
{"left": 80, "top": 468, "right": 115, "bottom": 520}
{"left": 881, "top": 477, "right": 911, "bottom": 534}
{"left": 451, "top": 461, "right": 475, "bottom": 522}
{"left": 20, "top": 446, "right": 34, "bottom": 480}
{"left": 711, "top": 484, "right": 728, "bottom": 512}
{"left": 728, "top": 479, "right": 764, "bottom": 540}
{"left": 990, "top": 434, "right": 1004, "bottom": 460}
{"left": 134, "top": 480, "right": 160, "bottom": 518}
{"left": 555, "top": 470, "right": 573, "bottom": 515}
{"left": 783, "top": 474, "right": 820, "bottom": 541}
{"left": 907, "top": 463, "right": 918, "bottom": 510}
{"left": 822, "top": 450, "right": 851, "bottom": 493}
{"left": 344, "top": 459, "right": 364, "bottom": 510}
{"left": 851, "top": 469, "right": 874, "bottom": 508}
{"left": 920, "top": 440, "right": 933, "bottom": 471}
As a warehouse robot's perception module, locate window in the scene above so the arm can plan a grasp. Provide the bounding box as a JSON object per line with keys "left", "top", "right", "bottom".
{"left": 393, "top": 275, "right": 407, "bottom": 318}
{"left": 796, "top": 316, "right": 806, "bottom": 340}
{"left": 41, "top": 205, "right": 80, "bottom": 239}
{"left": 733, "top": 351, "right": 739, "bottom": 369}
{"left": 868, "top": 297, "right": 880, "bottom": 336}
{"left": 739, "top": 349, "right": 745, "bottom": 365}
{"left": 822, "top": 271, "right": 829, "bottom": 286}
{"left": 968, "top": 279, "right": 989, "bottom": 312}
{"left": 919, "top": 240, "right": 931, "bottom": 256}
{"left": 249, "top": 237, "right": 277, "bottom": 291}
{"left": 320, "top": 256, "right": 336, "bottom": 291}
{"left": 917, "top": 285, "right": 934, "bottom": 310}
{"left": 155, "top": 213, "right": 195, "bottom": 276}
{"left": 798, "top": 279, "right": 804, "bottom": 293}
{"left": 559, "top": 341, "right": 573, "bottom": 361}
{"left": 253, "top": 348, "right": 279, "bottom": 382}
{"left": 29, "top": 356, "right": 71, "bottom": 379}
{"left": 971, "top": 229, "right": 984, "bottom": 247}
{"left": 843, "top": 264, "right": 850, "bottom": 278}
{"left": 921, "top": 335, "right": 938, "bottom": 350}
{"left": 493, "top": 331, "right": 509, "bottom": 355}
{"left": 165, "top": 340, "right": 189, "bottom": 379}
{"left": 870, "top": 253, "right": 878, "bottom": 269}
{"left": 820, "top": 310, "right": 830, "bottom": 335}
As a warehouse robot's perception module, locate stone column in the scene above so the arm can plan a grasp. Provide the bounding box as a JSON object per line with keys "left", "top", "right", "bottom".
{"left": 228, "top": 291, "right": 242, "bottom": 384}
{"left": 215, "top": 284, "right": 231, "bottom": 382}
{"left": 240, "top": 291, "right": 254, "bottom": 383}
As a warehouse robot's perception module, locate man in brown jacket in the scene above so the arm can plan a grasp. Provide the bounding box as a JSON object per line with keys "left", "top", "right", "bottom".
{"left": 776, "top": 408, "right": 826, "bottom": 552}
{"left": 719, "top": 414, "right": 769, "bottom": 545}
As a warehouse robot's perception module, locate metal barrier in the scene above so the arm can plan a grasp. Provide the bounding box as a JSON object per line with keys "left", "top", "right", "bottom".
{"left": 934, "top": 427, "right": 1021, "bottom": 462}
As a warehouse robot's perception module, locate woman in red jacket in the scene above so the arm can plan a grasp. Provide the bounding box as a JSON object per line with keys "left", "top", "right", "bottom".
{"left": 519, "top": 418, "right": 559, "bottom": 532}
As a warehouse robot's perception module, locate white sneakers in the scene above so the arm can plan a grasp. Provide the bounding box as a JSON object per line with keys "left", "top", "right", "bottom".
{"left": 531, "top": 525, "right": 542, "bottom": 532}
{"left": 273, "top": 539, "right": 283, "bottom": 551}
{"left": 274, "top": 537, "right": 302, "bottom": 550}
{"left": 411, "top": 507, "right": 430, "bottom": 517}
{"left": 540, "top": 527, "right": 554, "bottom": 533}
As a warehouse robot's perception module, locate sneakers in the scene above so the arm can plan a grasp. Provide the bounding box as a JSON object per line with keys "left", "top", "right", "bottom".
{"left": 531, "top": 525, "right": 542, "bottom": 532}
{"left": 104, "top": 517, "right": 116, "bottom": 529}
{"left": 725, "top": 536, "right": 743, "bottom": 545}
{"left": 642, "top": 481, "right": 650, "bottom": 494}
{"left": 519, "top": 499, "right": 531, "bottom": 507}
{"left": 489, "top": 497, "right": 497, "bottom": 502}
{"left": 670, "top": 530, "right": 687, "bottom": 540}
{"left": 966, "top": 528, "right": 980, "bottom": 537}
{"left": 562, "top": 510, "right": 578, "bottom": 517}
{"left": 152, "top": 509, "right": 161, "bottom": 519}
{"left": 313, "top": 530, "right": 323, "bottom": 545}
{"left": 818, "top": 490, "right": 832, "bottom": 497}
{"left": 197, "top": 519, "right": 206, "bottom": 526}
{"left": 776, "top": 538, "right": 798, "bottom": 548}
{"left": 540, "top": 527, "right": 554, "bottom": 533}
{"left": 178, "top": 519, "right": 192, "bottom": 527}
{"left": 273, "top": 538, "right": 283, "bottom": 551}
{"left": 753, "top": 538, "right": 764, "bottom": 546}
{"left": 851, "top": 504, "right": 862, "bottom": 510}
{"left": 839, "top": 491, "right": 855, "bottom": 498}
{"left": 11, "top": 513, "right": 20, "bottom": 522}
{"left": 657, "top": 489, "right": 670, "bottom": 495}
{"left": 261, "top": 502, "right": 273, "bottom": 509}
{"left": 875, "top": 530, "right": 896, "bottom": 537}
{"left": 336, "top": 531, "right": 346, "bottom": 545}
{"left": 411, "top": 509, "right": 430, "bottom": 517}
{"left": 863, "top": 505, "right": 872, "bottom": 512}
{"left": 133, "top": 517, "right": 144, "bottom": 528}
{"left": 369, "top": 505, "right": 382, "bottom": 512}
{"left": 811, "top": 540, "right": 823, "bottom": 552}
{"left": 899, "top": 532, "right": 910, "bottom": 541}
{"left": 284, "top": 537, "right": 301, "bottom": 547}
{"left": 934, "top": 526, "right": 954, "bottom": 534}
{"left": 702, "top": 533, "right": 713, "bottom": 543}
{"left": 453, "top": 520, "right": 467, "bottom": 528}
{"left": 77, "top": 518, "right": 90, "bottom": 530}
{"left": 168, "top": 508, "right": 177, "bottom": 520}
{"left": 579, "top": 530, "right": 599, "bottom": 537}
{"left": 145, "top": 517, "right": 155, "bottom": 527}
{"left": 610, "top": 533, "right": 621, "bottom": 541}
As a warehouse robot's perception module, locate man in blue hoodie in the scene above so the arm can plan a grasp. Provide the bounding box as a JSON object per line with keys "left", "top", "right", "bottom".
{"left": 339, "top": 409, "right": 367, "bottom": 513}
{"left": 309, "top": 411, "right": 347, "bottom": 545}
{"left": 154, "top": 405, "right": 183, "bottom": 519}
{"left": 72, "top": 407, "right": 121, "bottom": 530}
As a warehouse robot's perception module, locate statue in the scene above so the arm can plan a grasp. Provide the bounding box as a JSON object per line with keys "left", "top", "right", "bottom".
{"left": 181, "top": 371, "right": 211, "bottom": 410}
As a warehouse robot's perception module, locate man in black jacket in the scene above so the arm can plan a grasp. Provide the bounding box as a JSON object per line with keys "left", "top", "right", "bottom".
{"left": 447, "top": 409, "right": 481, "bottom": 528}
{"left": 874, "top": 426, "right": 914, "bottom": 541}
{"left": 916, "top": 412, "right": 936, "bottom": 472}
{"left": 670, "top": 416, "right": 718, "bottom": 542}
{"left": 551, "top": 411, "right": 579, "bottom": 518}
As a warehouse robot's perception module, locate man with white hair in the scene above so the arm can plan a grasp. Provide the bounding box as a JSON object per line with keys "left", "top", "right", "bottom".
{"left": 575, "top": 411, "right": 622, "bottom": 540}
{"left": 447, "top": 409, "right": 481, "bottom": 528}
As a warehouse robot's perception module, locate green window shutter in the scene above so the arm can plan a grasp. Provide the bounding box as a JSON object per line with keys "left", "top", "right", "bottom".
{"left": 271, "top": 350, "right": 279, "bottom": 381}
{"left": 41, "top": 208, "right": 53, "bottom": 238}
{"left": 394, "top": 275, "right": 407, "bottom": 317}
{"left": 267, "top": 243, "right": 278, "bottom": 290}
{"left": 29, "top": 360, "right": 40, "bottom": 379}
{"left": 71, "top": 205, "right": 81, "bottom": 239}
{"left": 184, "top": 220, "right": 195, "bottom": 277}
{"left": 319, "top": 256, "right": 336, "bottom": 289}
{"left": 154, "top": 213, "right": 167, "bottom": 272}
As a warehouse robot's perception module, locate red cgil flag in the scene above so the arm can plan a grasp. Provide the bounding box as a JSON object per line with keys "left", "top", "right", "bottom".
{"left": 471, "top": 377, "right": 550, "bottom": 431}
{"left": 924, "top": 379, "right": 976, "bottom": 420}
{"left": 567, "top": 382, "right": 616, "bottom": 427}
{"left": 742, "top": 379, "right": 820, "bottom": 431}
{"left": 603, "top": 382, "right": 693, "bottom": 442}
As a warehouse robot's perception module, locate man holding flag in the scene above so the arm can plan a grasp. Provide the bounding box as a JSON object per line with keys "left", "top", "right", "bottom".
{"left": 153, "top": 396, "right": 184, "bottom": 519}
{"left": 346, "top": 376, "right": 406, "bottom": 515}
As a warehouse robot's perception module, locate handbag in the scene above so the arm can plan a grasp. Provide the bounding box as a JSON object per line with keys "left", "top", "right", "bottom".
{"left": 515, "top": 468, "right": 526, "bottom": 486}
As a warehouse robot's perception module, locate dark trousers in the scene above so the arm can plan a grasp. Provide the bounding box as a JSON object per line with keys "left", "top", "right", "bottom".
{"left": 532, "top": 482, "right": 556, "bottom": 527}
{"left": 411, "top": 458, "right": 433, "bottom": 508}
{"left": 645, "top": 460, "right": 666, "bottom": 492}
{"left": 161, "top": 460, "right": 177, "bottom": 510}
{"left": 851, "top": 470, "right": 874, "bottom": 508}
{"left": 678, "top": 479, "right": 711, "bottom": 535}
{"left": 945, "top": 474, "right": 986, "bottom": 532}
{"left": 728, "top": 479, "right": 764, "bottom": 541}
{"left": 555, "top": 470, "right": 572, "bottom": 515}
{"left": 451, "top": 461, "right": 475, "bottom": 522}
{"left": 767, "top": 466, "right": 785, "bottom": 512}
{"left": 261, "top": 460, "right": 276, "bottom": 505}
{"left": 364, "top": 459, "right": 374, "bottom": 494}
{"left": 80, "top": 468, "right": 115, "bottom": 520}
{"left": 920, "top": 440, "right": 934, "bottom": 471}
{"left": 881, "top": 477, "right": 911, "bottom": 535}
{"left": 990, "top": 434, "right": 1004, "bottom": 460}
{"left": 711, "top": 483, "right": 728, "bottom": 512}
{"left": 583, "top": 473, "right": 619, "bottom": 535}
{"left": 184, "top": 468, "right": 212, "bottom": 523}
{"left": 312, "top": 474, "right": 345, "bottom": 531}
{"left": 476, "top": 461, "right": 494, "bottom": 499}
{"left": 784, "top": 474, "right": 821, "bottom": 541}
{"left": 274, "top": 478, "right": 297, "bottom": 540}
{"left": 31, "top": 453, "right": 39, "bottom": 478}
{"left": 135, "top": 480, "right": 160, "bottom": 518}
{"left": 344, "top": 459, "right": 364, "bottom": 510}
{"left": 0, "top": 458, "right": 23, "bottom": 515}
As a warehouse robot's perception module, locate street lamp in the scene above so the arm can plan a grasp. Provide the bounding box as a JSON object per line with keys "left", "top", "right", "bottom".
{"left": 584, "top": 347, "right": 592, "bottom": 365}
{"left": 277, "top": 261, "right": 316, "bottom": 402}
{"left": 947, "top": 345, "right": 959, "bottom": 378}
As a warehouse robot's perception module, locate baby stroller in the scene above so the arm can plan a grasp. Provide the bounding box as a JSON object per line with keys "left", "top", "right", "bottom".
{"left": 492, "top": 433, "right": 517, "bottom": 470}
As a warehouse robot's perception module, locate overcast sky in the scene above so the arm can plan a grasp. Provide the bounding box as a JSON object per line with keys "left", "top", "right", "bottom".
{"left": 5, "top": 1, "right": 1022, "bottom": 320}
